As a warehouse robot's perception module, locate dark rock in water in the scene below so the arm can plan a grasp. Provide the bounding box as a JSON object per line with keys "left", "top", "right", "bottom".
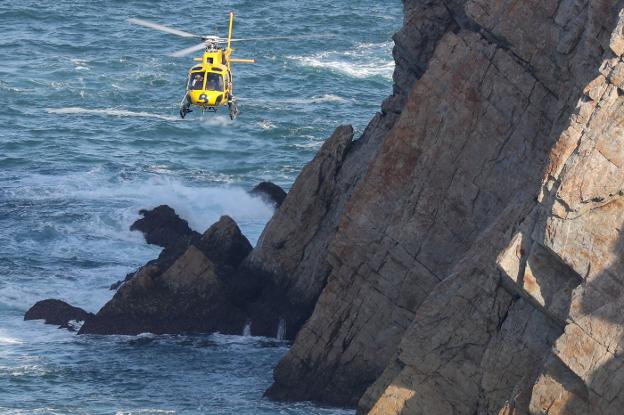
{"left": 250, "top": 182, "right": 287, "bottom": 208}
{"left": 79, "top": 247, "right": 246, "bottom": 335}
{"left": 196, "top": 216, "right": 252, "bottom": 269}
{"left": 110, "top": 205, "right": 202, "bottom": 290}
{"left": 25, "top": 299, "right": 92, "bottom": 330}
{"left": 130, "top": 205, "right": 200, "bottom": 248}
{"left": 110, "top": 215, "right": 250, "bottom": 291}
{"left": 81, "top": 215, "right": 252, "bottom": 335}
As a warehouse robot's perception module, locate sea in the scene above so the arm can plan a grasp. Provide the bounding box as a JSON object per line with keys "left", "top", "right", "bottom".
{"left": 0, "top": 1, "right": 401, "bottom": 413}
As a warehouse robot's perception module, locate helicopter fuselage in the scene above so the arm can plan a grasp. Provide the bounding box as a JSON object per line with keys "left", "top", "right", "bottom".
{"left": 185, "top": 48, "right": 232, "bottom": 108}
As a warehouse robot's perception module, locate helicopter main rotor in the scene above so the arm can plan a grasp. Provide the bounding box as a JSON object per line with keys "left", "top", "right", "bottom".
{"left": 127, "top": 16, "right": 329, "bottom": 57}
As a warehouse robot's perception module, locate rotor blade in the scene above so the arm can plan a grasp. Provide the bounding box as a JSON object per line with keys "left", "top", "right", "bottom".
{"left": 229, "top": 34, "right": 331, "bottom": 42}
{"left": 128, "top": 18, "right": 201, "bottom": 38}
{"left": 170, "top": 42, "right": 209, "bottom": 57}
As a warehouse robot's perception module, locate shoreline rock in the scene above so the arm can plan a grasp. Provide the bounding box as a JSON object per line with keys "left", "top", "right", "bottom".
{"left": 79, "top": 214, "right": 251, "bottom": 336}
{"left": 24, "top": 299, "right": 92, "bottom": 331}
{"left": 249, "top": 181, "right": 287, "bottom": 208}
{"left": 130, "top": 204, "right": 200, "bottom": 249}
{"left": 24, "top": 2, "right": 624, "bottom": 413}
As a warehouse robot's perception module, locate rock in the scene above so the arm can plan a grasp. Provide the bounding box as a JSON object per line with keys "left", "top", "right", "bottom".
{"left": 130, "top": 205, "right": 200, "bottom": 248}
{"left": 110, "top": 205, "right": 203, "bottom": 290}
{"left": 47, "top": 0, "right": 624, "bottom": 413}
{"left": 110, "top": 271, "right": 135, "bottom": 290}
{"left": 25, "top": 299, "right": 92, "bottom": 330}
{"left": 80, "top": 215, "right": 252, "bottom": 336}
{"left": 79, "top": 246, "right": 246, "bottom": 335}
{"left": 249, "top": 182, "right": 287, "bottom": 208}
{"left": 197, "top": 215, "right": 252, "bottom": 269}
{"left": 262, "top": 0, "right": 624, "bottom": 412}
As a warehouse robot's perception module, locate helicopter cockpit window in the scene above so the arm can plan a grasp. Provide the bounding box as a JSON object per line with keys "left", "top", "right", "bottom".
{"left": 205, "top": 72, "right": 224, "bottom": 91}
{"left": 188, "top": 72, "right": 204, "bottom": 90}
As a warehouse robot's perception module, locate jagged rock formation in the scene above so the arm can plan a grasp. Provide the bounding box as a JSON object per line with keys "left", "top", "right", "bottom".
{"left": 109, "top": 205, "right": 201, "bottom": 290}
{"left": 130, "top": 204, "right": 199, "bottom": 248}
{"left": 79, "top": 215, "right": 250, "bottom": 335}
{"left": 27, "top": 0, "right": 624, "bottom": 412}
{"left": 24, "top": 299, "right": 92, "bottom": 330}
{"left": 249, "top": 181, "right": 287, "bottom": 208}
{"left": 254, "top": 0, "right": 624, "bottom": 414}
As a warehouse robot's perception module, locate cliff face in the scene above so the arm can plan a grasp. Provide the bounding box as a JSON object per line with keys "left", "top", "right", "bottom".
{"left": 60, "top": 0, "right": 624, "bottom": 412}
{"left": 258, "top": 0, "right": 624, "bottom": 413}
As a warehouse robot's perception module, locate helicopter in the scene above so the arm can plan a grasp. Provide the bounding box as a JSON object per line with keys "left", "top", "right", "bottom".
{"left": 128, "top": 13, "right": 321, "bottom": 120}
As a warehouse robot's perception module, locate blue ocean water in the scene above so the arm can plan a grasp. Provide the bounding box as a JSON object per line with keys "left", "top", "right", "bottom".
{"left": 0, "top": 1, "right": 401, "bottom": 413}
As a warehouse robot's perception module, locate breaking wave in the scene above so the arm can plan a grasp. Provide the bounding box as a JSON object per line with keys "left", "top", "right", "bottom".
{"left": 46, "top": 107, "right": 179, "bottom": 121}
{"left": 282, "top": 94, "right": 352, "bottom": 104}
{"left": 289, "top": 41, "right": 395, "bottom": 80}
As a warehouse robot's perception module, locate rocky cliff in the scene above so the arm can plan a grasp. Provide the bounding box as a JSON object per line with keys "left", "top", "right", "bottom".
{"left": 29, "top": 0, "right": 624, "bottom": 413}
{"left": 258, "top": 0, "right": 624, "bottom": 413}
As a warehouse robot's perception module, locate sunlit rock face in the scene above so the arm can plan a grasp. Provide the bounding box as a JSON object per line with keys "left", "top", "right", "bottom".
{"left": 260, "top": 0, "right": 624, "bottom": 413}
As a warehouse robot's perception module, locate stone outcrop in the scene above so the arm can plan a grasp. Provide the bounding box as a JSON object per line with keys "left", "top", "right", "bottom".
{"left": 249, "top": 181, "right": 287, "bottom": 208}
{"left": 110, "top": 205, "right": 202, "bottom": 290}
{"left": 25, "top": 299, "right": 92, "bottom": 330}
{"left": 253, "top": 0, "right": 624, "bottom": 413}
{"left": 28, "top": 0, "right": 624, "bottom": 412}
{"left": 236, "top": 0, "right": 442, "bottom": 343}
{"left": 79, "top": 215, "right": 250, "bottom": 335}
{"left": 130, "top": 204, "right": 199, "bottom": 249}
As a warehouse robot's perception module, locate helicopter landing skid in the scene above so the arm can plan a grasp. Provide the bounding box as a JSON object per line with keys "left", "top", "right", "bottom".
{"left": 228, "top": 100, "right": 239, "bottom": 120}
{"left": 179, "top": 94, "right": 192, "bottom": 119}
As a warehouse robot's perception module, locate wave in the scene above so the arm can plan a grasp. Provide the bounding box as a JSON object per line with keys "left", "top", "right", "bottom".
{"left": 258, "top": 120, "right": 277, "bottom": 130}
{"left": 46, "top": 107, "right": 179, "bottom": 121}
{"left": 292, "top": 56, "right": 394, "bottom": 80}
{"left": 5, "top": 174, "right": 275, "bottom": 244}
{"left": 197, "top": 114, "right": 233, "bottom": 127}
{"left": 0, "top": 364, "right": 47, "bottom": 377}
{"left": 0, "top": 332, "right": 23, "bottom": 345}
{"left": 289, "top": 41, "right": 395, "bottom": 80}
{"left": 281, "top": 94, "right": 352, "bottom": 105}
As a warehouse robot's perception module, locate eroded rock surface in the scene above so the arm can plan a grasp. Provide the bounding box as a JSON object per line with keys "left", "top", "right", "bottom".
{"left": 262, "top": 0, "right": 624, "bottom": 413}
{"left": 79, "top": 215, "right": 250, "bottom": 335}
{"left": 30, "top": 0, "right": 624, "bottom": 412}
{"left": 110, "top": 205, "right": 202, "bottom": 290}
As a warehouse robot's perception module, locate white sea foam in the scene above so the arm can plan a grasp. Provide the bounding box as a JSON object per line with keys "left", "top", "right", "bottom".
{"left": 7, "top": 173, "right": 274, "bottom": 244}
{"left": 0, "top": 407, "right": 67, "bottom": 415}
{"left": 0, "top": 364, "right": 47, "bottom": 377}
{"left": 289, "top": 41, "right": 395, "bottom": 80}
{"left": 197, "top": 114, "right": 233, "bottom": 127}
{"left": 282, "top": 94, "right": 352, "bottom": 105}
{"left": 0, "top": 81, "right": 32, "bottom": 93}
{"left": 46, "top": 107, "right": 179, "bottom": 121}
{"left": 0, "top": 333, "right": 22, "bottom": 345}
{"left": 258, "top": 120, "right": 276, "bottom": 130}
{"left": 115, "top": 410, "right": 176, "bottom": 415}
{"left": 293, "top": 55, "right": 394, "bottom": 79}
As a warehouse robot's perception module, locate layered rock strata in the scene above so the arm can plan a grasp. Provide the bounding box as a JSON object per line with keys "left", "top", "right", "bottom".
{"left": 262, "top": 0, "right": 624, "bottom": 413}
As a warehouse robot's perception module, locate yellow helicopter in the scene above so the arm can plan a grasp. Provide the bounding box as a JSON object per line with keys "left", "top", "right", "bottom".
{"left": 128, "top": 13, "right": 320, "bottom": 120}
